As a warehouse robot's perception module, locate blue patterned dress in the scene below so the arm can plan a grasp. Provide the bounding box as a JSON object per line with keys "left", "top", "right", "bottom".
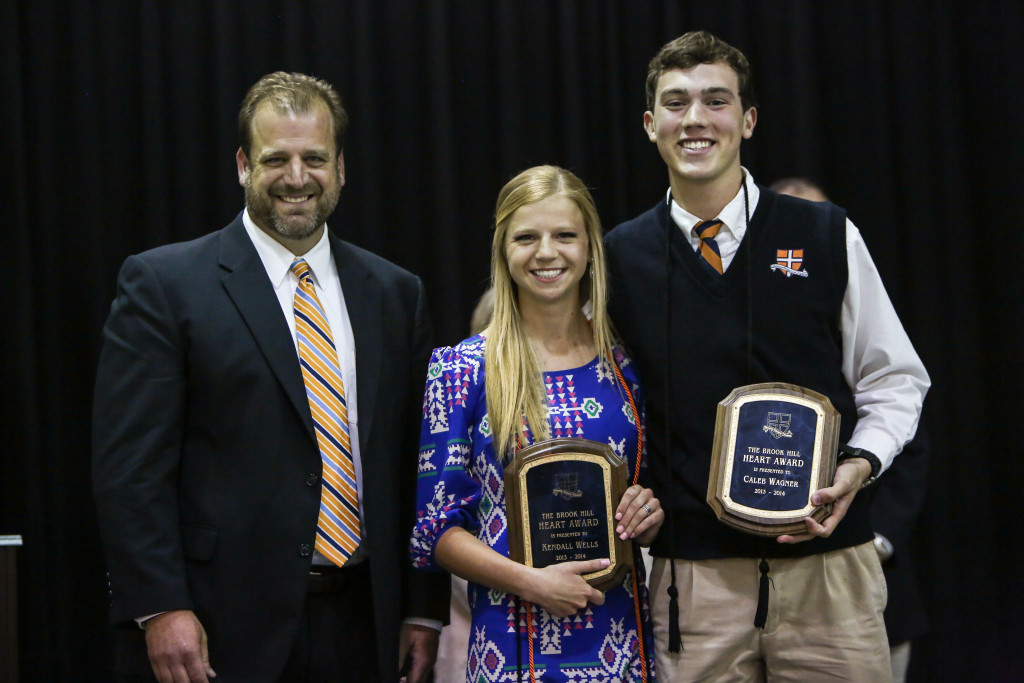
{"left": 411, "top": 335, "right": 655, "bottom": 682}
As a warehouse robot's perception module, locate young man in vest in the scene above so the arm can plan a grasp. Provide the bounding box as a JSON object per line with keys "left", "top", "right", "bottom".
{"left": 604, "top": 31, "right": 930, "bottom": 682}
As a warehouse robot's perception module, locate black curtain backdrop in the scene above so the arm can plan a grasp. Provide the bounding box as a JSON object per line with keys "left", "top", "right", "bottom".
{"left": 2, "top": 1, "right": 1021, "bottom": 680}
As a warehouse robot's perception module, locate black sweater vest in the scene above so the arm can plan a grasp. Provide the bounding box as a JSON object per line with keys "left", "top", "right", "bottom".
{"left": 606, "top": 188, "right": 873, "bottom": 559}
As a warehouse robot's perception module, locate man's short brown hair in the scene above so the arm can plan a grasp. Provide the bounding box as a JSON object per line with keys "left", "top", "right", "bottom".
{"left": 645, "top": 31, "right": 757, "bottom": 112}
{"left": 238, "top": 71, "right": 348, "bottom": 159}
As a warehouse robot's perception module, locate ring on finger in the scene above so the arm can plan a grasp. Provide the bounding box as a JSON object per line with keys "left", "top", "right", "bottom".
{"left": 642, "top": 503, "right": 653, "bottom": 515}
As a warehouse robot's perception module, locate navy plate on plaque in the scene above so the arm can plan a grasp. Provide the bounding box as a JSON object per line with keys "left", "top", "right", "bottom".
{"left": 504, "top": 438, "right": 631, "bottom": 591}
{"left": 707, "top": 383, "right": 840, "bottom": 537}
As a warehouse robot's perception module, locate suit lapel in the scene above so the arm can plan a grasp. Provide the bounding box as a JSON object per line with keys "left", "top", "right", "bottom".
{"left": 330, "top": 234, "right": 383, "bottom": 451}
{"left": 218, "top": 216, "right": 315, "bottom": 440}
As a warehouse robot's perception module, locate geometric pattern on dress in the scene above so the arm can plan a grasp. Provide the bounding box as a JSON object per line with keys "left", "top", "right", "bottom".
{"left": 580, "top": 397, "right": 604, "bottom": 420}
{"left": 467, "top": 625, "right": 507, "bottom": 683}
{"left": 446, "top": 363, "right": 471, "bottom": 415}
{"left": 426, "top": 341, "right": 483, "bottom": 434}
{"left": 594, "top": 354, "right": 615, "bottom": 385}
{"left": 558, "top": 618, "right": 641, "bottom": 682}
{"left": 540, "top": 608, "right": 565, "bottom": 655}
{"left": 517, "top": 599, "right": 538, "bottom": 636}
{"left": 446, "top": 439, "right": 472, "bottom": 469}
{"left": 478, "top": 489, "right": 506, "bottom": 548}
{"left": 409, "top": 477, "right": 449, "bottom": 568}
{"left": 442, "top": 340, "right": 483, "bottom": 410}
{"left": 568, "top": 606, "right": 595, "bottom": 633}
{"left": 420, "top": 478, "right": 449, "bottom": 521}
{"left": 561, "top": 613, "right": 575, "bottom": 637}
{"left": 417, "top": 444, "right": 437, "bottom": 474}
{"left": 600, "top": 619, "right": 641, "bottom": 680}
{"left": 425, "top": 361, "right": 448, "bottom": 434}
{"left": 606, "top": 436, "right": 626, "bottom": 460}
{"left": 411, "top": 339, "right": 655, "bottom": 682}
{"left": 473, "top": 448, "right": 492, "bottom": 482}
{"left": 548, "top": 374, "right": 586, "bottom": 439}
{"left": 410, "top": 477, "right": 476, "bottom": 570}
{"left": 504, "top": 593, "right": 518, "bottom": 631}
{"left": 475, "top": 455, "right": 507, "bottom": 548}
{"left": 455, "top": 336, "right": 485, "bottom": 383}
{"left": 478, "top": 413, "right": 492, "bottom": 439}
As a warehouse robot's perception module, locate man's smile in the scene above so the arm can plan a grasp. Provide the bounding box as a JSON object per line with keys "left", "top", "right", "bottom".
{"left": 681, "top": 139, "right": 713, "bottom": 151}
{"left": 278, "top": 194, "right": 314, "bottom": 204}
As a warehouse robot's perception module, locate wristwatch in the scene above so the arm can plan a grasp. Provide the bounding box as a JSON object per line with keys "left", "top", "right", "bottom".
{"left": 836, "top": 444, "right": 881, "bottom": 488}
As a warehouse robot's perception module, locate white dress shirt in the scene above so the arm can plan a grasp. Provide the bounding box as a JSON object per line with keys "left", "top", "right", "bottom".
{"left": 669, "top": 171, "right": 931, "bottom": 472}
{"left": 243, "top": 210, "right": 368, "bottom": 565}
{"left": 242, "top": 212, "right": 442, "bottom": 632}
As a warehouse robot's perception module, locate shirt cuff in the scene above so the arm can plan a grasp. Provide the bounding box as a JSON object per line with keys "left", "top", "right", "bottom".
{"left": 403, "top": 616, "right": 443, "bottom": 632}
{"left": 846, "top": 430, "right": 901, "bottom": 473}
{"left": 136, "top": 612, "right": 166, "bottom": 629}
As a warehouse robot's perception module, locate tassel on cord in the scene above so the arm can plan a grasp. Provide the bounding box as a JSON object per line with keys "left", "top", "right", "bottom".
{"left": 663, "top": 581, "right": 679, "bottom": 651}
{"left": 667, "top": 563, "right": 682, "bottom": 653}
{"left": 754, "top": 558, "right": 771, "bottom": 628}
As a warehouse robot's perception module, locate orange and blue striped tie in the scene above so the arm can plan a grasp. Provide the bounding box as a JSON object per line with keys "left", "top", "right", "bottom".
{"left": 291, "top": 258, "right": 360, "bottom": 567}
{"left": 695, "top": 219, "right": 724, "bottom": 274}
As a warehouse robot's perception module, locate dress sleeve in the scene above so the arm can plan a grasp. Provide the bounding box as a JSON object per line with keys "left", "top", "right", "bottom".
{"left": 410, "top": 341, "right": 488, "bottom": 571}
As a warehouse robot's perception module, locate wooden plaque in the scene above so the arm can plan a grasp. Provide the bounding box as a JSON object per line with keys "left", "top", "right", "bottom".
{"left": 707, "top": 383, "right": 840, "bottom": 537}
{"left": 504, "top": 438, "right": 632, "bottom": 591}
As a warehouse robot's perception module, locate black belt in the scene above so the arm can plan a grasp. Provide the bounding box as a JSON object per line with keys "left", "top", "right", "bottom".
{"left": 307, "top": 559, "right": 369, "bottom": 594}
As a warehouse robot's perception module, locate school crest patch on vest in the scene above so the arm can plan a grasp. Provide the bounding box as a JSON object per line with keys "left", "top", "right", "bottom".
{"left": 770, "top": 249, "right": 809, "bottom": 278}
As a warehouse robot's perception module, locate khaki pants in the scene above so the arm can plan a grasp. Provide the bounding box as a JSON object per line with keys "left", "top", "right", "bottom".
{"left": 650, "top": 543, "right": 891, "bottom": 683}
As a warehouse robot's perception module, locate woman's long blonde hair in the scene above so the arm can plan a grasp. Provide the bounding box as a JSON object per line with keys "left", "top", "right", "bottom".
{"left": 485, "top": 165, "right": 617, "bottom": 461}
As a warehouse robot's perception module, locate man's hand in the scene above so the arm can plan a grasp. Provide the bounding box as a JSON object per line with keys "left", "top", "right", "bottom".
{"left": 398, "top": 623, "right": 439, "bottom": 683}
{"left": 144, "top": 610, "right": 215, "bottom": 682}
{"left": 777, "top": 458, "right": 873, "bottom": 544}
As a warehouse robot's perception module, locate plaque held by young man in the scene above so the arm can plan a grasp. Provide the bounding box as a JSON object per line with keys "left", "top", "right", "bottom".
{"left": 504, "top": 438, "right": 632, "bottom": 591}
{"left": 706, "top": 383, "right": 840, "bottom": 537}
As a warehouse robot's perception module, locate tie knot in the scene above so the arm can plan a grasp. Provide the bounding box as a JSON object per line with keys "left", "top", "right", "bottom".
{"left": 291, "top": 258, "right": 313, "bottom": 283}
{"left": 695, "top": 219, "right": 723, "bottom": 241}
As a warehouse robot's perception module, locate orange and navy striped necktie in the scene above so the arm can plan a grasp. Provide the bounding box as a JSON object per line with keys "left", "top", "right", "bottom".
{"left": 291, "top": 258, "right": 360, "bottom": 567}
{"left": 695, "top": 219, "right": 725, "bottom": 274}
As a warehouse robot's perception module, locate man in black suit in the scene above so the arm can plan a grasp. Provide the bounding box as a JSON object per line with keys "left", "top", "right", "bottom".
{"left": 93, "top": 72, "right": 447, "bottom": 682}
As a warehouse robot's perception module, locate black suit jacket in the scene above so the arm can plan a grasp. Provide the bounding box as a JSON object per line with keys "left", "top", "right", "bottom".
{"left": 93, "top": 214, "right": 448, "bottom": 681}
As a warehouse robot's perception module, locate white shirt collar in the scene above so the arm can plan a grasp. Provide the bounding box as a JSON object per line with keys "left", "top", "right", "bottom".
{"left": 242, "top": 209, "right": 333, "bottom": 288}
{"left": 668, "top": 168, "right": 761, "bottom": 249}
